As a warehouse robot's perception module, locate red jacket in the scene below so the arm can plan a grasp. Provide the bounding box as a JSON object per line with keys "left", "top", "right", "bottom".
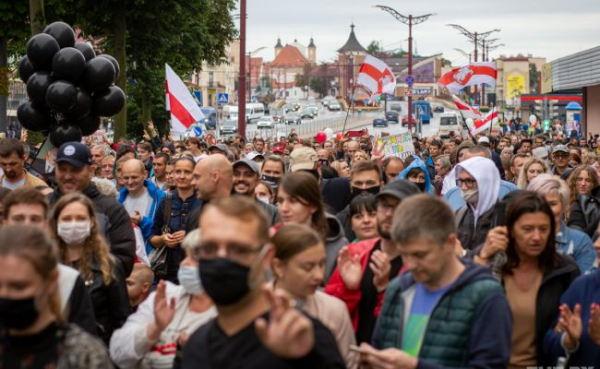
{"left": 325, "top": 237, "right": 400, "bottom": 331}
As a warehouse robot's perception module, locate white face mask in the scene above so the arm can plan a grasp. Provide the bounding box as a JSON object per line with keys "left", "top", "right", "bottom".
{"left": 177, "top": 265, "right": 203, "bottom": 295}
{"left": 58, "top": 221, "right": 91, "bottom": 245}
{"left": 257, "top": 196, "right": 270, "bottom": 204}
{"left": 461, "top": 189, "right": 480, "bottom": 205}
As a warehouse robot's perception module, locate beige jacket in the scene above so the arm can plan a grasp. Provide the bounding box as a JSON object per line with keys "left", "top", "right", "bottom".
{"left": 0, "top": 170, "right": 48, "bottom": 189}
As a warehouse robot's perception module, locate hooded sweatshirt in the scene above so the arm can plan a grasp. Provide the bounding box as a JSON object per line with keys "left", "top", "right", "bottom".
{"left": 455, "top": 157, "right": 500, "bottom": 221}
{"left": 399, "top": 155, "right": 433, "bottom": 194}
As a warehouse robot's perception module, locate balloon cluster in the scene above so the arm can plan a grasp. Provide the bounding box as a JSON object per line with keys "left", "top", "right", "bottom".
{"left": 17, "top": 22, "right": 125, "bottom": 148}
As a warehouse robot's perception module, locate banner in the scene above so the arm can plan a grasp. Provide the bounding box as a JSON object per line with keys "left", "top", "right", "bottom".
{"left": 375, "top": 133, "right": 415, "bottom": 160}
{"left": 357, "top": 54, "right": 397, "bottom": 97}
{"left": 437, "top": 62, "right": 497, "bottom": 93}
{"left": 506, "top": 75, "right": 525, "bottom": 100}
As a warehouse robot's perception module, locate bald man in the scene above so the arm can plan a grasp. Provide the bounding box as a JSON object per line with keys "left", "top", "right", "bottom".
{"left": 191, "top": 153, "right": 233, "bottom": 202}
{"left": 118, "top": 159, "right": 166, "bottom": 244}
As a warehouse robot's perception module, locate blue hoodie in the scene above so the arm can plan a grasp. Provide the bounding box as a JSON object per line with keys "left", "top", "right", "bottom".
{"left": 398, "top": 155, "right": 433, "bottom": 194}
{"left": 118, "top": 179, "right": 166, "bottom": 248}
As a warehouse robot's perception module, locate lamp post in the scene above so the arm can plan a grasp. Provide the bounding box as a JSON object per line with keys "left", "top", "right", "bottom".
{"left": 247, "top": 47, "right": 266, "bottom": 103}
{"left": 376, "top": 5, "right": 434, "bottom": 132}
{"left": 447, "top": 24, "right": 500, "bottom": 106}
{"left": 238, "top": 0, "right": 247, "bottom": 137}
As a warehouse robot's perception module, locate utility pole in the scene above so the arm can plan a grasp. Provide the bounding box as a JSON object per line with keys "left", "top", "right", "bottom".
{"left": 447, "top": 24, "right": 500, "bottom": 106}
{"left": 238, "top": 0, "right": 247, "bottom": 137}
{"left": 376, "top": 6, "right": 434, "bottom": 133}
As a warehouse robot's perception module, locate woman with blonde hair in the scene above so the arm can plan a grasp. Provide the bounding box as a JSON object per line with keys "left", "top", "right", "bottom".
{"left": 331, "top": 159, "right": 350, "bottom": 178}
{"left": 516, "top": 156, "right": 550, "bottom": 189}
{"left": 0, "top": 225, "right": 111, "bottom": 367}
{"left": 50, "top": 192, "right": 131, "bottom": 344}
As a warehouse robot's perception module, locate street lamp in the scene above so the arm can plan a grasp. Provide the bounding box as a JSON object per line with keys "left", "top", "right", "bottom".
{"left": 447, "top": 24, "right": 500, "bottom": 105}
{"left": 375, "top": 5, "right": 435, "bottom": 132}
{"left": 453, "top": 48, "right": 472, "bottom": 63}
{"left": 248, "top": 46, "right": 266, "bottom": 103}
{"left": 238, "top": 0, "right": 247, "bottom": 137}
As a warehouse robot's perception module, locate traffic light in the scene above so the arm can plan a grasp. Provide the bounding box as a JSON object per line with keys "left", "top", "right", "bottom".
{"left": 543, "top": 119, "right": 550, "bottom": 131}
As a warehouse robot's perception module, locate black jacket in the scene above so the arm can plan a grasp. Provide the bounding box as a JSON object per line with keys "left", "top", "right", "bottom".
{"left": 321, "top": 177, "right": 352, "bottom": 214}
{"left": 48, "top": 183, "right": 136, "bottom": 276}
{"left": 335, "top": 206, "right": 355, "bottom": 242}
{"left": 67, "top": 274, "right": 97, "bottom": 336}
{"left": 568, "top": 189, "right": 600, "bottom": 237}
{"left": 79, "top": 257, "right": 131, "bottom": 344}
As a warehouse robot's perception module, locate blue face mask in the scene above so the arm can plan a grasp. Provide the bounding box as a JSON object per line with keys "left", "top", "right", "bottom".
{"left": 177, "top": 265, "right": 203, "bottom": 295}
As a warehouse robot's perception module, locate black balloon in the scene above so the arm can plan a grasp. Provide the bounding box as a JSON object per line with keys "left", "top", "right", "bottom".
{"left": 17, "top": 101, "right": 52, "bottom": 132}
{"left": 78, "top": 115, "right": 101, "bottom": 136}
{"left": 74, "top": 42, "right": 96, "bottom": 62}
{"left": 52, "top": 47, "right": 86, "bottom": 84}
{"left": 26, "top": 71, "right": 53, "bottom": 105}
{"left": 67, "top": 89, "right": 92, "bottom": 120}
{"left": 49, "top": 123, "right": 82, "bottom": 148}
{"left": 82, "top": 57, "right": 115, "bottom": 92}
{"left": 46, "top": 80, "right": 78, "bottom": 114}
{"left": 93, "top": 86, "right": 125, "bottom": 117}
{"left": 43, "top": 21, "right": 75, "bottom": 49}
{"left": 26, "top": 33, "right": 60, "bottom": 70}
{"left": 97, "top": 54, "right": 119, "bottom": 81}
{"left": 18, "top": 57, "right": 36, "bottom": 83}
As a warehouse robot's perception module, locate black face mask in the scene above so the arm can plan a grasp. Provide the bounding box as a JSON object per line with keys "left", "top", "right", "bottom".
{"left": 415, "top": 182, "right": 427, "bottom": 192}
{"left": 261, "top": 174, "right": 281, "bottom": 188}
{"left": 351, "top": 185, "right": 380, "bottom": 200}
{"left": 0, "top": 296, "right": 39, "bottom": 329}
{"left": 199, "top": 247, "right": 267, "bottom": 306}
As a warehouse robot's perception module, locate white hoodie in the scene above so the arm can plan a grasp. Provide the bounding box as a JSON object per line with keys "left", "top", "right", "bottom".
{"left": 455, "top": 157, "right": 500, "bottom": 220}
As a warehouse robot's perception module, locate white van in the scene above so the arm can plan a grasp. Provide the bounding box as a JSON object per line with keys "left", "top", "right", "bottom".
{"left": 438, "top": 112, "right": 461, "bottom": 138}
{"left": 222, "top": 103, "right": 265, "bottom": 123}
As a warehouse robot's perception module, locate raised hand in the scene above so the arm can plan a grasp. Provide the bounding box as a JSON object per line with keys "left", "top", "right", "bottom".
{"left": 558, "top": 303, "right": 582, "bottom": 351}
{"left": 337, "top": 246, "right": 363, "bottom": 290}
{"left": 255, "top": 287, "right": 315, "bottom": 359}
{"left": 154, "top": 281, "right": 176, "bottom": 332}
{"left": 370, "top": 138, "right": 387, "bottom": 164}
{"left": 370, "top": 250, "right": 391, "bottom": 293}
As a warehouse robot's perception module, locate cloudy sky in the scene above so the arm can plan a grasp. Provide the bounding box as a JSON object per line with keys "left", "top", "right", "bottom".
{"left": 238, "top": 0, "right": 600, "bottom": 66}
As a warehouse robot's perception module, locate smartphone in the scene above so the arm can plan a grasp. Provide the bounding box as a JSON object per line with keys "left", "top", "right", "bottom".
{"left": 347, "top": 130, "right": 364, "bottom": 138}
{"left": 349, "top": 344, "right": 362, "bottom": 353}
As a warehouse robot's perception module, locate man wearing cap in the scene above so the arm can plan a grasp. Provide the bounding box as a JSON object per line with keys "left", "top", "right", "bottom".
{"left": 208, "top": 143, "right": 229, "bottom": 156}
{"left": 49, "top": 142, "right": 136, "bottom": 276}
{"left": 245, "top": 151, "right": 265, "bottom": 164}
{"left": 551, "top": 144, "right": 574, "bottom": 180}
{"left": 232, "top": 158, "right": 279, "bottom": 225}
{"left": 290, "top": 147, "right": 352, "bottom": 213}
{"left": 326, "top": 180, "right": 420, "bottom": 344}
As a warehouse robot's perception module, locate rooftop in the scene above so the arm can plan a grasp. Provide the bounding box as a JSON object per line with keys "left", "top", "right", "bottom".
{"left": 337, "top": 24, "right": 367, "bottom": 54}
{"left": 269, "top": 44, "right": 309, "bottom": 68}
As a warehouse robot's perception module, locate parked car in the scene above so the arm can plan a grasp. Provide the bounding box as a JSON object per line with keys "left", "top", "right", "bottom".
{"left": 285, "top": 112, "right": 302, "bottom": 125}
{"left": 300, "top": 108, "right": 315, "bottom": 119}
{"left": 307, "top": 105, "right": 319, "bottom": 117}
{"left": 219, "top": 120, "right": 238, "bottom": 135}
{"left": 328, "top": 101, "right": 341, "bottom": 111}
{"left": 372, "top": 118, "right": 388, "bottom": 128}
{"left": 401, "top": 114, "right": 417, "bottom": 126}
{"left": 257, "top": 116, "right": 276, "bottom": 129}
{"left": 433, "top": 105, "right": 445, "bottom": 113}
{"left": 385, "top": 110, "right": 399, "bottom": 124}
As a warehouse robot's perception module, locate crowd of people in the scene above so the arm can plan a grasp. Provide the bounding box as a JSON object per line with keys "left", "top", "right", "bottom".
{"left": 0, "top": 120, "right": 599, "bottom": 368}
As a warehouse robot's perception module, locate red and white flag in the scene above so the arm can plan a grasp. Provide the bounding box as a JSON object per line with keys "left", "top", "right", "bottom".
{"left": 438, "top": 62, "right": 497, "bottom": 94}
{"left": 451, "top": 95, "right": 481, "bottom": 119}
{"left": 165, "top": 64, "right": 204, "bottom": 133}
{"left": 471, "top": 107, "right": 498, "bottom": 135}
{"left": 357, "top": 55, "right": 396, "bottom": 97}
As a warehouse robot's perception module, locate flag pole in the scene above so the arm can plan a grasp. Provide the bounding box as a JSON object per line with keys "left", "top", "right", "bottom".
{"left": 342, "top": 61, "right": 359, "bottom": 136}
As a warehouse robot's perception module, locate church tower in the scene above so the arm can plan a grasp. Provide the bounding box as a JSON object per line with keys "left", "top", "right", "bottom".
{"left": 275, "top": 37, "right": 283, "bottom": 57}
{"left": 308, "top": 37, "right": 316, "bottom": 65}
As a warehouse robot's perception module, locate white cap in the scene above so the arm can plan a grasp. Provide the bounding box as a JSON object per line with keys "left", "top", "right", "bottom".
{"left": 477, "top": 136, "right": 490, "bottom": 144}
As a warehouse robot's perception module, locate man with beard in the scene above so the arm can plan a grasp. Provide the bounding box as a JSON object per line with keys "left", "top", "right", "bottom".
{"left": 232, "top": 158, "right": 279, "bottom": 226}
{"left": 0, "top": 138, "right": 48, "bottom": 189}
{"left": 336, "top": 161, "right": 383, "bottom": 240}
{"left": 326, "top": 180, "right": 420, "bottom": 344}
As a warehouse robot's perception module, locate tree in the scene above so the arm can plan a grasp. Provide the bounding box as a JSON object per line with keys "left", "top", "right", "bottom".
{"left": 529, "top": 63, "right": 540, "bottom": 94}
{"left": 309, "top": 77, "right": 327, "bottom": 97}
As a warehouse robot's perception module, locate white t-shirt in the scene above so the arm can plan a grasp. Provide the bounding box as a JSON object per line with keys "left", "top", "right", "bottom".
{"left": 193, "top": 154, "right": 208, "bottom": 162}
{"left": 2, "top": 176, "right": 26, "bottom": 190}
{"left": 123, "top": 189, "right": 153, "bottom": 218}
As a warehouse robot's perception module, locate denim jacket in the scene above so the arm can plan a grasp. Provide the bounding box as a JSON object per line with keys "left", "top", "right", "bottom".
{"left": 556, "top": 222, "right": 597, "bottom": 274}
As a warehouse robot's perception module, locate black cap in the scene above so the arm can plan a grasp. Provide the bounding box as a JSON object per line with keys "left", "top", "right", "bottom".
{"left": 376, "top": 179, "right": 420, "bottom": 202}
{"left": 56, "top": 142, "right": 93, "bottom": 168}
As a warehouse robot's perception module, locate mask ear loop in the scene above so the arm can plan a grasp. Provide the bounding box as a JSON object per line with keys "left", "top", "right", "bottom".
{"left": 247, "top": 244, "right": 271, "bottom": 289}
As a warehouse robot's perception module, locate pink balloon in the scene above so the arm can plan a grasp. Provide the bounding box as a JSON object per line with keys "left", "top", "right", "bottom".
{"left": 316, "top": 132, "right": 327, "bottom": 144}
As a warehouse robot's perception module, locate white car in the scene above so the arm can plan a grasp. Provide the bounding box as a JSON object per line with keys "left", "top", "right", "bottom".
{"left": 257, "top": 116, "right": 275, "bottom": 129}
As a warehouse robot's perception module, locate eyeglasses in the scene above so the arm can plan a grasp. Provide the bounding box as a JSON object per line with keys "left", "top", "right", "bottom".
{"left": 456, "top": 178, "right": 477, "bottom": 188}
{"left": 192, "top": 241, "right": 264, "bottom": 262}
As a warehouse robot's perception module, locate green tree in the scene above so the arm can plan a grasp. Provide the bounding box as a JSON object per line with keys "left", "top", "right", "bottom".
{"left": 309, "top": 77, "right": 327, "bottom": 97}
{"left": 529, "top": 63, "right": 540, "bottom": 94}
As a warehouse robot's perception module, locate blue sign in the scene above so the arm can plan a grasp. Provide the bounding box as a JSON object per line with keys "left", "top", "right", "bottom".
{"left": 193, "top": 90, "right": 202, "bottom": 105}
{"left": 363, "top": 98, "right": 369, "bottom": 105}
{"left": 217, "top": 93, "right": 229, "bottom": 104}
{"left": 405, "top": 75, "right": 415, "bottom": 85}
{"left": 251, "top": 95, "right": 258, "bottom": 102}
{"left": 193, "top": 126, "right": 203, "bottom": 137}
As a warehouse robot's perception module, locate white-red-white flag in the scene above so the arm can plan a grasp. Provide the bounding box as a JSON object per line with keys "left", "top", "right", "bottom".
{"left": 357, "top": 55, "right": 396, "bottom": 97}
{"left": 438, "top": 62, "right": 497, "bottom": 94}
{"left": 451, "top": 95, "right": 481, "bottom": 119}
{"left": 165, "top": 64, "right": 204, "bottom": 133}
{"left": 471, "top": 107, "right": 498, "bottom": 135}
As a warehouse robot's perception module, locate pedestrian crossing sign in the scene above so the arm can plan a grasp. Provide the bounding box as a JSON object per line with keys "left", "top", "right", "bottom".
{"left": 217, "top": 93, "right": 229, "bottom": 104}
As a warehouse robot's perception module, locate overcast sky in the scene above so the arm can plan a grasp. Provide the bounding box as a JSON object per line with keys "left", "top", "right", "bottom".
{"left": 238, "top": 0, "right": 600, "bottom": 66}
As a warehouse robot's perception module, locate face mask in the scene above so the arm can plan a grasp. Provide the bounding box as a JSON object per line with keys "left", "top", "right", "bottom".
{"left": 177, "top": 265, "right": 204, "bottom": 295}
{"left": 415, "top": 182, "right": 427, "bottom": 192}
{"left": 318, "top": 159, "right": 329, "bottom": 167}
{"left": 58, "top": 221, "right": 91, "bottom": 245}
{"left": 461, "top": 189, "right": 479, "bottom": 204}
{"left": 261, "top": 175, "right": 280, "bottom": 188}
{"left": 257, "top": 196, "right": 270, "bottom": 204}
{"left": 0, "top": 295, "right": 40, "bottom": 330}
{"left": 199, "top": 246, "right": 268, "bottom": 306}
{"left": 351, "top": 186, "right": 380, "bottom": 200}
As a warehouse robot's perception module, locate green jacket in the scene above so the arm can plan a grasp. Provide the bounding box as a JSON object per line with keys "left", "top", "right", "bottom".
{"left": 373, "top": 260, "right": 512, "bottom": 369}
